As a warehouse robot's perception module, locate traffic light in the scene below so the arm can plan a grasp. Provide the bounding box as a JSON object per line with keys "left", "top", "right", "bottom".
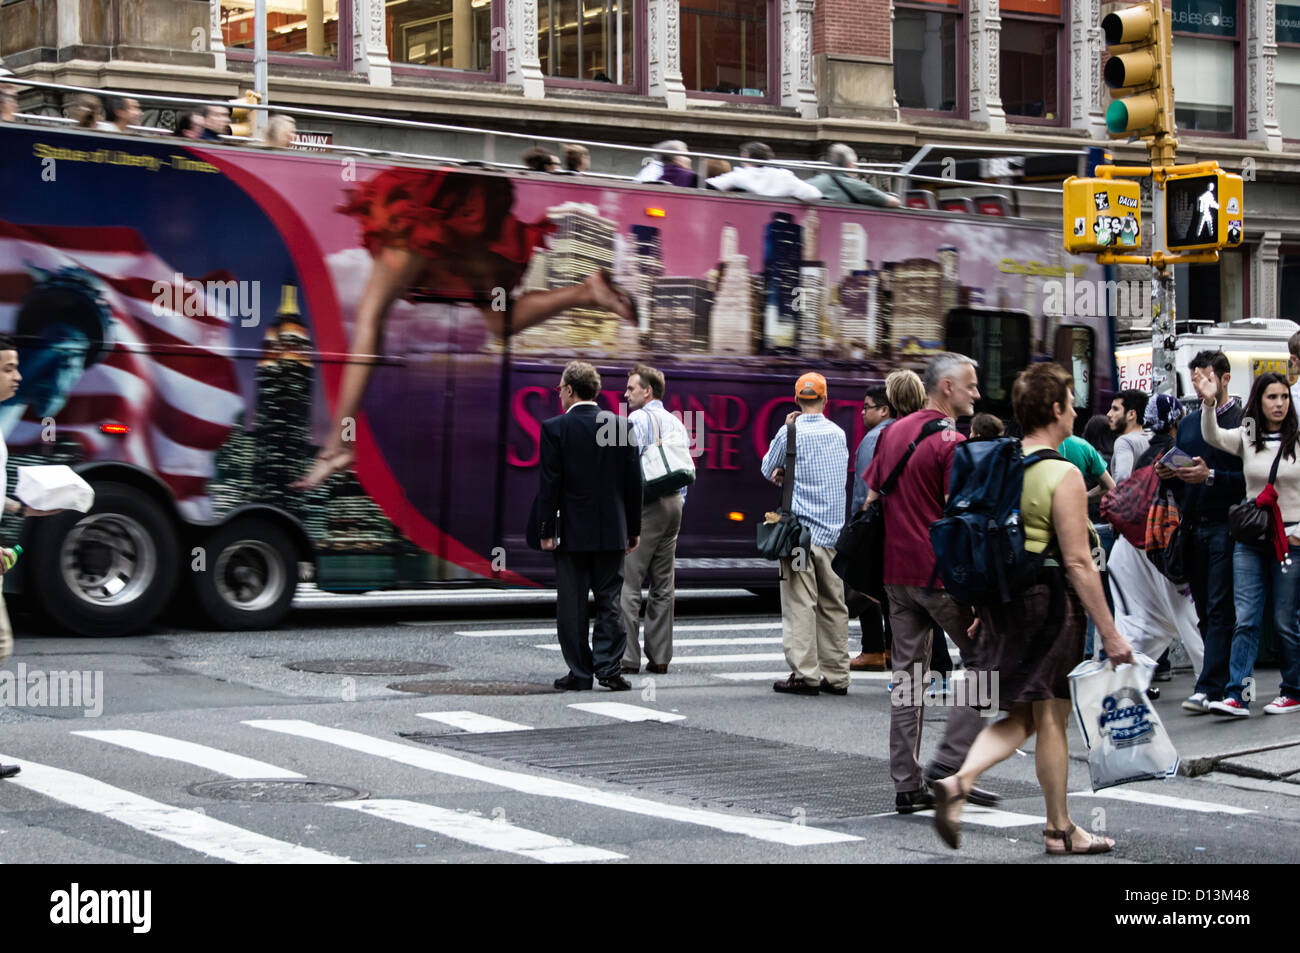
{"left": 229, "top": 90, "right": 262, "bottom": 138}
{"left": 1063, "top": 176, "right": 1143, "bottom": 254}
{"left": 1102, "top": 0, "right": 1175, "bottom": 139}
{"left": 1165, "top": 169, "right": 1245, "bottom": 251}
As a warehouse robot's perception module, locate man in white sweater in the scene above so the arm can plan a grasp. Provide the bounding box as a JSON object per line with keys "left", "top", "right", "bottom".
{"left": 706, "top": 141, "right": 822, "bottom": 202}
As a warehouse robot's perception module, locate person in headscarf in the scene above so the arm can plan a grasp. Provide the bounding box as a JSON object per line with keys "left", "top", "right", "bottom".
{"left": 1105, "top": 390, "right": 1204, "bottom": 697}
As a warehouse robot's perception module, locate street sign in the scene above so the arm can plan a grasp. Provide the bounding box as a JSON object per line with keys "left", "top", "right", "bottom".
{"left": 1165, "top": 169, "right": 1245, "bottom": 251}
{"left": 1063, "top": 176, "right": 1143, "bottom": 253}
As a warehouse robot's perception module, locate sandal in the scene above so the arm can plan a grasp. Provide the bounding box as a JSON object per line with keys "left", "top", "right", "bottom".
{"left": 1043, "top": 824, "right": 1115, "bottom": 855}
{"left": 932, "top": 776, "right": 966, "bottom": 850}
{"left": 291, "top": 446, "right": 356, "bottom": 490}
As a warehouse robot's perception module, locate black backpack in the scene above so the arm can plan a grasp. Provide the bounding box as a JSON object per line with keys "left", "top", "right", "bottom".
{"left": 929, "top": 438, "right": 1064, "bottom": 605}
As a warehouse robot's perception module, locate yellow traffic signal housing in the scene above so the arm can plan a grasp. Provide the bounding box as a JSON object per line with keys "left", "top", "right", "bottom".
{"left": 1063, "top": 176, "right": 1143, "bottom": 254}
{"left": 229, "top": 90, "right": 262, "bottom": 138}
{"left": 1103, "top": 0, "right": 1175, "bottom": 139}
{"left": 1165, "top": 169, "right": 1245, "bottom": 252}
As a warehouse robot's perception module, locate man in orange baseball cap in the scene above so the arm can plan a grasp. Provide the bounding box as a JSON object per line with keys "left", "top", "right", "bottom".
{"left": 759, "top": 370, "right": 851, "bottom": 696}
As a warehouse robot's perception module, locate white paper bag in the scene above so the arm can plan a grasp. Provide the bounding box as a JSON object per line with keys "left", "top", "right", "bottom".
{"left": 15, "top": 465, "right": 95, "bottom": 514}
{"left": 1068, "top": 652, "right": 1180, "bottom": 790}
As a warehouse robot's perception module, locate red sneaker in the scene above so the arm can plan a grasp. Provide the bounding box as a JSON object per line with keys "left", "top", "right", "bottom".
{"left": 1208, "top": 698, "right": 1250, "bottom": 718}
{"left": 1263, "top": 696, "right": 1300, "bottom": 715}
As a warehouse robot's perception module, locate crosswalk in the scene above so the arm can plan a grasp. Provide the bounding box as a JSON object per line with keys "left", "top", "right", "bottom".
{"left": 0, "top": 701, "right": 1261, "bottom": 863}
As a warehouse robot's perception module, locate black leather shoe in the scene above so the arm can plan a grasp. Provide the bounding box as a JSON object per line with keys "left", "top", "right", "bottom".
{"left": 895, "top": 789, "right": 935, "bottom": 814}
{"left": 0, "top": 763, "right": 20, "bottom": 779}
{"left": 924, "top": 765, "right": 1001, "bottom": 807}
{"left": 553, "top": 674, "right": 592, "bottom": 691}
{"left": 598, "top": 674, "right": 632, "bottom": 691}
{"left": 773, "top": 674, "right": 819, "bottom": 696}
{"left": 818, "top": 678, "right": 848, "bottom": 696}
{"left": 620, "top": 665, "right": 640, "bottom": 674}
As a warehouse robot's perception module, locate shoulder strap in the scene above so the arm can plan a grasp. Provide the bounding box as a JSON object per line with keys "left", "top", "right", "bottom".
{"left": 880, "top": 418, "right": 949, "bottom": 496}
{"left": 1268, "top": 441, "right": 1285, "bottom": 485}
{"left": 781, "top": 420, "right": 797, "bottom": 513}
{"left": 1025, "top": 448, "right": 1066, "bottom": 466}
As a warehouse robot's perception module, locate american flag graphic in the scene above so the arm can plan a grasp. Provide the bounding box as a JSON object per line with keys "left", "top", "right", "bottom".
{"left": 0, "top": 220, "right": 246, "bottom": 520}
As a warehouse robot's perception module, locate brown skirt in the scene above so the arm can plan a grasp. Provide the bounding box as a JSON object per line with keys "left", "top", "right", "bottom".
{"left": 976, "top": 575, "right": 1085, "bottom": 710}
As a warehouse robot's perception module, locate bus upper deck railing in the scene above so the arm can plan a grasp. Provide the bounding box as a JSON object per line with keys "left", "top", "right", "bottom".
{"left": 1, "top": 77, "right": 1086, "bottom": 211}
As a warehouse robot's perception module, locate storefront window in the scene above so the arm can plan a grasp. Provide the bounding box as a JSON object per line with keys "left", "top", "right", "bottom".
{"left": 538, "top": 0, "right": 634, "bottom": 84}
{"left": 681, "top": 0, "right": 769, "bottom": 96}
{"left": 220, "top": 2, "right": 341, "bottom": 57}
{"left": 999, "top": 0, "right": 1063, "bottom": 121}
{"left": 1172, "top": 0, "right": 1238, "bottom": 134}
{"left": 1277, "top": 6, "right": 1300, "bottom": 138}
{"left": 894, "top": 1, "right": 961, "bottom": 113}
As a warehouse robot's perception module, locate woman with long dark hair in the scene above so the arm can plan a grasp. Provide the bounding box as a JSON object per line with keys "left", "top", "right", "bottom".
{"left": 1197, "top": 370, "right": 1300, "bottom": 717}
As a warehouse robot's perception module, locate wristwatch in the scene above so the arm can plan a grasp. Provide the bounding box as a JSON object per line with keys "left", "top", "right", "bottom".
{"left": 1206, "top": 469, "right": 1215, "bottom": 487}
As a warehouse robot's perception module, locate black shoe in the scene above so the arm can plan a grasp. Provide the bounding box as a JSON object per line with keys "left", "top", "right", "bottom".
{"left": 773, "top": 674, "right": 819, "bottom": 696}
{"left": 896, "top": 789, "right": 935, "bottom": 814}
{"left": 1146, "top": 686, "right": 1161, "bottom": 700}
{"left": 924, "top": 765, "right": 1001, "bottom": 807}
{"left": 553, "top": 674, "right": 592, "bottom": 691}
{"left": 598, "top": 674, "right": 632, "bottom": 691}
{"left": 0, "top": 763, "right": 20, "bottom": 779}
{"left": 818, "top": 678, "right": 848, "bottom": 696}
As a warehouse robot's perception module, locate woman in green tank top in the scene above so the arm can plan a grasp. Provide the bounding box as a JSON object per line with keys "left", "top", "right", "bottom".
{"left": 931, "top": 363, "right": 1134, "bottom": 856}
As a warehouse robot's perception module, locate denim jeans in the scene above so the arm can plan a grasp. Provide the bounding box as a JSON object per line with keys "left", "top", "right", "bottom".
{"left": 1229, "top": 542, "right": 1300, "bottom": 705}
{"left": 1086, "top": 523, "right": 1116, "bottom": 659}
{"left": 1190, "top": 522, "right": 1235, "bottom": 699}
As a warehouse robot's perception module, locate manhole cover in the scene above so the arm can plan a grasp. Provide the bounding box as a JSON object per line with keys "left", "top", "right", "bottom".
{"left": 388, "top": 679, "right": 557, "bottom": 695}
{"left": 286, "top": 659, "right": 451, "bottom": 676}
{"left": 187, "top": 779, "right": 369, "bottom": 803}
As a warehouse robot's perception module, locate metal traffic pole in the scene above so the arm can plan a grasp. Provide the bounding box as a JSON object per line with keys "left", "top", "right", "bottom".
{"left": 254, "top": 0, "right": 268, "bottom": 138}
{"left": 1150, "top": 170, "right": 1176, "bottom": 397}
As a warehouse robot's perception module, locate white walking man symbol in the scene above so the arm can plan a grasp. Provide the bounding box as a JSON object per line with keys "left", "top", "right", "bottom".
{"left": 1196, "top": 181, "right": 1219, "bottom": 237}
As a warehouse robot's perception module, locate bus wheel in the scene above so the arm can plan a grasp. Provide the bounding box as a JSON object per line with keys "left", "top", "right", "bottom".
{"left": 29, "top": 483, "right": 180, "bottom": 637}
{"left": 190, "top": 519, "right": 297, "bottom": 630}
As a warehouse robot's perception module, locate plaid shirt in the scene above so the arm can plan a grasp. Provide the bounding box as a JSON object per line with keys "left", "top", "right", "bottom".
{"left": 761, "top": 413, "right": 849, "bottom": 547}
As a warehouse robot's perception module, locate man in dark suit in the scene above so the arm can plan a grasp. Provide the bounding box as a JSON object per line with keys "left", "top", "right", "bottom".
{"left": 538, "top": 361, "right": 642, "bottom": 691}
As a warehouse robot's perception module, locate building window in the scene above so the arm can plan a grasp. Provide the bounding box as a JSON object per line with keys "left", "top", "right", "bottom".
{"left": 999, "top": 0, "right": 1064, "bottom": 123}
{"left": 681, "top": 0, "right": 770, "bottom": 97}
{"left": 220, "top": 1, "right": 342, "bottom": 58}
{"left": 1172, "top": 0, "right": 1238, "bottom": 135}
{"left": 1277, "top": 6, "right": 1300, "bottom": 139}
{"left": 387, "top": 0, "right": 495, "bottom": 70}
{"left": 538, "top": 0, "right": 635, "bottom": 85}
{"left": 894, "top": 0, "right": 962, "bottom": 114}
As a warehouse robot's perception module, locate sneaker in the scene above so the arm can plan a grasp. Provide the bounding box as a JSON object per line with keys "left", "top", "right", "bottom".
{"left": 1208, "top": 698, "right": 1250, "bottom": 718}
{"left": 1264, "top": 696, "right": 1300, "bottom": 715}
{"left": 1146, "top": 686, "right": 1161, "bottom": 701}
{"left": 1181, "top": 692, "right": 1211, "bottom": 715}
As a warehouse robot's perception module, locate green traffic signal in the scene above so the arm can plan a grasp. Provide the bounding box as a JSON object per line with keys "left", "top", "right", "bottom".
{"left": 1106, "top": 101, "right": 1130, "bottom": 135}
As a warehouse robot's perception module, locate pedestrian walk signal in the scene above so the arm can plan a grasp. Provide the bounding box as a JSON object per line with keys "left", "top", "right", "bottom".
{"left": 1062, "top": 176, "right": 1142, "bottom": 254}
{"left": 1165, "top": 170, "right": 1245, "bottom": 251}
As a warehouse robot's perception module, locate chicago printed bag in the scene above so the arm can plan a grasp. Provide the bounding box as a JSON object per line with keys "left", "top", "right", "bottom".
{"left": 1068, "top": 653, "right": 1180, "bottom": 790}
{"left": 640, "top": 411, "right": 696, "bottom": 500}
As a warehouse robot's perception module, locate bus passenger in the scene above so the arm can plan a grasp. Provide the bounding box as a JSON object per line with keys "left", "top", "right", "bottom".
{"left": 806, "top": 144, "right": 901, "bottom": 208}
{"left": 706, "top": 142, "right": 821, "bottom": 202}
{"left": 521, "top": 146, "right": 559, "bottom": 172}
{"left": 266, "top": 114, "right": 296, "bottom": 149}
{"left": 562, "top": 144, "right": 590, "bottom": 173}
{"left": 294, "top": 169, "right": 636, "bottom": 488}
{"left": 67, "top": 94, "right": 104, "bottom": 129}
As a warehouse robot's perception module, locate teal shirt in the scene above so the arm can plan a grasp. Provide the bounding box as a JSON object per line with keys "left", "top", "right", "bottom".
{"left": 1057, "top": 435, "right": 1107, "bottom": 481}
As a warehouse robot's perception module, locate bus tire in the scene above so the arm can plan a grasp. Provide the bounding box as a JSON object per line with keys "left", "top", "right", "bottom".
{"left": 28, "top": 482, "right": 180, "bottom": 637}
{"left": 189, "top": 518, "right": 297, "bottom": 630}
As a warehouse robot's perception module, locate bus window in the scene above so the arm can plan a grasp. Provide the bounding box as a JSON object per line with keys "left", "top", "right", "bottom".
{"left": 945, "top": 309, "right": 1030, "bottom": 421}
{"left": 1054, "top": 325, "right": 1094, "bottom": 415}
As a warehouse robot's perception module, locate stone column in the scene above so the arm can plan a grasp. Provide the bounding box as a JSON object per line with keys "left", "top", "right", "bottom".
{"left": 505, "top": 0, "right": 545, "bottom": 97}
{"left": 780, "top": 0, "right": 817, "bottom": 118}
{"left": 648, "top": 0, "right": 687, "bottom": 108}
{"left": 1070, "top": 0, "right": 1106, "bottom": 135}
{"left": 209, "top": 0, "right": 228, "bottom": 69}
{"left": 453, "top": 0, "right": 473, "bottom": 69}
{"left": 307, "top": 0, "right": 325, "bottom": 55}
{"left": 353, "top": 0, "right": 392, "bottom": 86}
{"left": 1253, "top": 230, "right": 1282, "bottom": 319}
{"left": 967, "top": 0, "right": 1006, "bottom": 130}
{"left": 1246, "top": 0, "right": 1284, "bottom": 151}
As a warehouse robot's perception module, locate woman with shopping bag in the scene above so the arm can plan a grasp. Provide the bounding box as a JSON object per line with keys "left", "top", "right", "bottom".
{"left": 931, "top": 363, "right": 1134, "bottom": 854}
{"left": 1196, "top": 370, "right": 1300, "bottom": 718}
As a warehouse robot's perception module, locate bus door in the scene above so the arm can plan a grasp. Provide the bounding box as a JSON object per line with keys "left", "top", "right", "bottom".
{"left": 944, "top": 308, "right": 1031, "bottom": 424}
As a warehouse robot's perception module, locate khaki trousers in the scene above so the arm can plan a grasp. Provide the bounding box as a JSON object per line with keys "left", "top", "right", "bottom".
{"left": 622, "top": 493, "right": 683, "bottom": 667}
{"left": 778, "top": 544, "right": 850, "bottom": 689}
{"left": 884, "top": 584, "right": 981, "bottom": 793}
{"left": 0, "top": 593, "right": 11, "bottom": 666}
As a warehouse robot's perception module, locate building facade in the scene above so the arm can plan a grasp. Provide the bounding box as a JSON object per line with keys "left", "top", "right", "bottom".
{"left": 2, "top": 0, "right": 1299, "bottom": 331}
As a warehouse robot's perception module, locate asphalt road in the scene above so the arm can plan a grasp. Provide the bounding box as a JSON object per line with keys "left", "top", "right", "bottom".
{"left": 2, "top": 587, "right": 1299, "bottom": 867}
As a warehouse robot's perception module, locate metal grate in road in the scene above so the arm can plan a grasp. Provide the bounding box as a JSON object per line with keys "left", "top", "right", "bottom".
{"left": 405, "top": 723, "right": 1042, "bottom": 819}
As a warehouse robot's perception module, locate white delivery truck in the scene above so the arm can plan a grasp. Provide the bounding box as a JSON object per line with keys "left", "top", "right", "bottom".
{"left": 1115, "top": 318, "right": 1299, "bottom": 402}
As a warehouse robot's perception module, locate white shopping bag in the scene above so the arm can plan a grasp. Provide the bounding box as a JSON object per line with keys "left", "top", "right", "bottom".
{"left": 1068, "top": 652, "right": 1180, "bottom": 790}
{"left": 14, "top": 465, "right": 95, "bottom": 514}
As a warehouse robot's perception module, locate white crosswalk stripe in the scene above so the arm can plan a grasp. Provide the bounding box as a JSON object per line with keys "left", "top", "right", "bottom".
{"left": 1069, "top": 788, "right": 1256, "bottom": 814}
{"left": 567, "top": 702, "right": 686, "bottom": 723}
{"left": 415, "top": 712, "right": 534, "bottom": 733}
{"left": 1, "top": 753, "right": 353, "bottom": 864}
{"left": 73, "top": 729, "right": 305, "bottom": 778}
{"left": 246, "top": 719, "right": 861, "bottom": 847}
